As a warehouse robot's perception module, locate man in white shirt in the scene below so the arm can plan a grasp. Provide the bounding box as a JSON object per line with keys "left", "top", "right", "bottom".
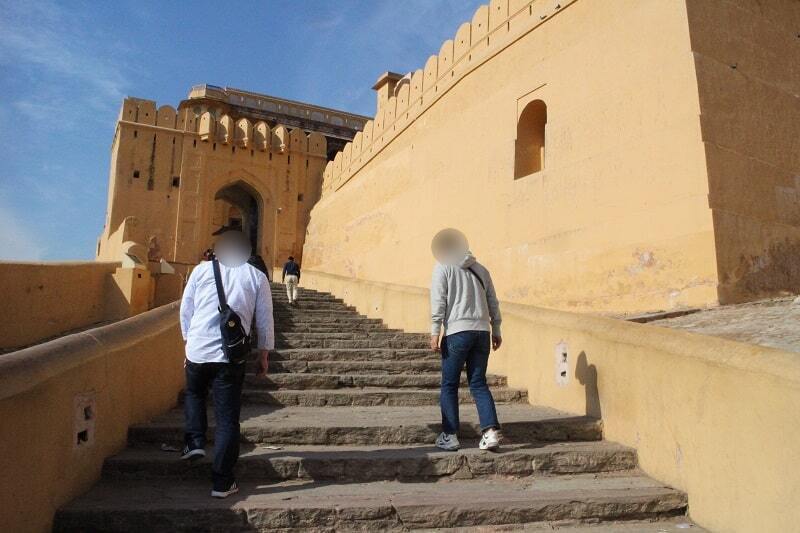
{"left": 179, "top": 228, "right": 274, "bottom": 498}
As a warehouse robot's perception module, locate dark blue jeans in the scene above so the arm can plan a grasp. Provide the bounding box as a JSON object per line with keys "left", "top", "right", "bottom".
{"left": 184, "top": 360, "right": 246, "bottom": 491}
{"left": 440, "top": 330, "right": 500, "bottom": 434}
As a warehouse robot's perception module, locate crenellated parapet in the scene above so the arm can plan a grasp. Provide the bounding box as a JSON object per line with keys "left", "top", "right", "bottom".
{"left": 321, "top": 0, "right": 575, "bottom": 195}
{"left": 119, "top": 98, "right": 327, "bottom": 157}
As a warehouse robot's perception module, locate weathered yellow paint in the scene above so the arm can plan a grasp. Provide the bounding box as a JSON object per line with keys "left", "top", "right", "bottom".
{"left": 301, "top": 269, "right": 800, "bottom": 533}
{"left": 307, "top": 0, "right": 800, "bottom": 314}
{"left": 0, "top": 304, "right": 183, "bottom": 533}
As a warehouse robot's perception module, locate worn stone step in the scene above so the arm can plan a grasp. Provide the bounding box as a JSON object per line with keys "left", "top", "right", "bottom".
{"left": 415, "top": 517, "right": 706, "bottom": 532}
{"left": 275, "top": 317, "right": 384, "bottom": 326}
{"left": 274, "top": 303, "right": 354, "bottom": 311}
{"left": 239, "top": 387, "right": 527, "bottom": 407}
{"left": 276, "top": 324, "right": 394, "bottom": 333}
{"left": 274, "top": 308, "right": 359, "bottom": 316}
{"left": 269, "top": 359, "right": 442, "bottom": 374}
{"left": 103, "top": 441, "right": 638, "bottom": 482}
{"left": 279, "top": 338, "right": 430, "bottom": 349}
{"left": 248, "top": 373, "right": 507, "bottom": 390}
{"left": 54, "top": 474, "right": 687, "bottom": 532}
{"left": 278, "top": 332, "right": 428, "bottom": 340}
{"left": 268, "top": 348, "right": 438, "bottom": 362}
{"left": 129, "top": 405, "right": 602, "bottom": 446}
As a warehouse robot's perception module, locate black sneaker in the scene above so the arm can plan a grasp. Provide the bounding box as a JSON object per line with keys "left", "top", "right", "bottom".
{"left": 211, "top": 481, "right": 239, "bottom": 499}
{"left": 181, "top": 445, "right": 206, "bottom": 461}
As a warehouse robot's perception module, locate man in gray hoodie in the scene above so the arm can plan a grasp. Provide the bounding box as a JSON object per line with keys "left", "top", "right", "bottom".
{"left": 430, "top": 229, "right": 503, "bottom": 451}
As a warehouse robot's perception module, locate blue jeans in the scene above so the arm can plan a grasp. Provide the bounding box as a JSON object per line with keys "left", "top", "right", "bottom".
{"left": 440, "top": 330, "right": 500, "bottom": 434}
{"left": 184, "top": 360, "right": 246, "bottom": 491}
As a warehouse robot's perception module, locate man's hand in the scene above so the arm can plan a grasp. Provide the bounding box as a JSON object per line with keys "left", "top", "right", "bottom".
{"left": 492, "top": 336, "right": 503, "bottom": 351}
{"left": 256, "top": 349, "right": 270, "bottom": 377}
{"left": 430, "top": 335, "right": 440, "bottom": 352}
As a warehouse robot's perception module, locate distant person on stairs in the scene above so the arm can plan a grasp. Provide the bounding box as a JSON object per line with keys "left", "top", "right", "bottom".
{"left": 282, "top": 255, "right": 301, "bottom": 304}
{"left": 430, "top": 228, "right": 503, "bottom": 452}
{"left": 179, "top": 227, "right": 275, "bottom": 499}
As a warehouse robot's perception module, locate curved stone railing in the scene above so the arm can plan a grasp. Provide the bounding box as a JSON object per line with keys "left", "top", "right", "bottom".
{"left": 299, "top": 268, "right": 800, "bottom": 533}
{"left": 0, "top": 302, "right": 183, "bottom": 532}
{"left": 321, "top": 0, "right": 577, "bottom": 195}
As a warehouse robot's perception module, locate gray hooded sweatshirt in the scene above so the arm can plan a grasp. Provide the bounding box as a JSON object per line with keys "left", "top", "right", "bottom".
{"left": 430, "top": 252, "right": 502, "bottom": 337}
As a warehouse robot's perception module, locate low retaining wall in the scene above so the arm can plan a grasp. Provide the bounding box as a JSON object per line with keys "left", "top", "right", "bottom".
{"left": 301, "top": 270, "right": 800, "bottom": 533}
{"left": 0, "top": 302, "right": 183, "bottom": 533}
{"left": 0, "top": 261, "right": 121, "bottom": 350}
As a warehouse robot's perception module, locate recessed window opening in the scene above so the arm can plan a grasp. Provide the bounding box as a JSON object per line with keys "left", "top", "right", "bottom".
{"left": 172, "top": 176, "right": 180, "bottom": 188}
{"left": 133, "top": 170, "right": 140, "bottom": 178}
{"left": 514, "top": 99, "right": 547, "bottom": 179}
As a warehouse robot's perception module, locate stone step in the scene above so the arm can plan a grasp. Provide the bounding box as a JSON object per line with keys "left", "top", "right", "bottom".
{"left": 103, "top": 441, "right": 638, "bottom": 482}
{"left": 278, "top": 332, "right": 428, "bottom": 340}
{"left": 277, "top": 324, "right": 394, "bottom": 333}
{"left": 274, "top": 308, "right": 359, "bottom": 315}
{"left": 278, "top": 338, "right": 430, "bottom": 349}
{"left": 416, "top": 518, "right": 707, "bottom": 532}
{"left": 268, "top": 359, "right": 442, "bottom": 374}
{"left": 276, "top": 316, "right": 384, "bottom": 325}
{"left": 267, "top": 348, "right": 438, "bottom": 362}
{"left": 129, "top": 405, "right": 602, "bottom": 446}
{"left": 248, "top": 373, "right": 508, "bottom": 389}
{"left": 239, "top": 387, "right": 527, "bottom": 407}
{"left": 272, "top": 301, "right": 356, "bottom": 316}
{"left": 54, "top": 475, "right": 687, "bottom": 532}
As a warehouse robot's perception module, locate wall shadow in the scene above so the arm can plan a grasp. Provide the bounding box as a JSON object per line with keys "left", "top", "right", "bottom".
{"left": 575, "top": 351, "right": 601, "bottom": 419}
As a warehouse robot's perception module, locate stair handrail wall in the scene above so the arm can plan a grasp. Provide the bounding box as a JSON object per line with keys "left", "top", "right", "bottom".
{"left": 299, "top": 268, "right": 800, "bottom": 533}
{"left": 0, "top": 302, "right": 184, "bottom": 533}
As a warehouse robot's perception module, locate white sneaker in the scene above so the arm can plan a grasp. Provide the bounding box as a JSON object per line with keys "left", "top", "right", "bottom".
{"left": 211, "top": 481, "right": 239, "bottom": 499}
{"left": 435, "top": 432, "right": 460, "bottom": 451}
{"left": 479, "top": 428, "right": 501, "bottom": 451}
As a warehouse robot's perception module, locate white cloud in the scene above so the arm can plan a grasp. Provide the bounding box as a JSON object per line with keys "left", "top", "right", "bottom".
{"left": 0, "top": 203, "right": 46, "bottom": 260}
{"left": 0, "top": 0, "right": 132, "bottom": 115}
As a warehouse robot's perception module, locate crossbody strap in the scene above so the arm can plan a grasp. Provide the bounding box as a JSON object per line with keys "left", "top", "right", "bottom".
{"left": 466, "top": 266, "right": 486, "bottom": 292}
{"left": 211, "top": 258, "right": 229, "bottom": 311}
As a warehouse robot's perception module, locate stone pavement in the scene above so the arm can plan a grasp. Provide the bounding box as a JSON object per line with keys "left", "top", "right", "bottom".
{"left": 649, "top": 297, "right": 800, "bottom": 353}
{"left": 54, "top": 284, "right": 702, "bottom": 531}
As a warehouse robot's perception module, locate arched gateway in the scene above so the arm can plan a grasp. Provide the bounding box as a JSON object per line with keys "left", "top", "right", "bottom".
{"left": 96, "top": 85, "right": 369, "bottom": 277}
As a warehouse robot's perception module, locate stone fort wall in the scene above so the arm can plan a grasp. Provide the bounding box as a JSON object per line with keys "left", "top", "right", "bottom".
{"left": 303, "top": 0, "right": 800, "bottom": 314}
{"left": 97, "top": 93, "right": 335, "bottom": 275}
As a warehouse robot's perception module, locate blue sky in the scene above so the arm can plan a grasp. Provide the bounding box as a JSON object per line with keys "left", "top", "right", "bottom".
{"left": 0, "top": 0, "right": 482, "bottom": 260}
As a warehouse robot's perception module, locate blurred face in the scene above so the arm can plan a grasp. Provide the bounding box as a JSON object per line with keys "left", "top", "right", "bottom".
{"left": 431, "top": 228, "right": 469, "bottom": 265}
{"left": 214, "top": 232, "right": 250, "bottom": 267}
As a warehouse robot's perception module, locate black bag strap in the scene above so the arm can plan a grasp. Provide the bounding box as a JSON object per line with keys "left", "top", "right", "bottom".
{"left": 467, "top": 266, "right": 486, "bottom": 292}
{"left": 211, "top": 258, "right": 229, "bottom": 311}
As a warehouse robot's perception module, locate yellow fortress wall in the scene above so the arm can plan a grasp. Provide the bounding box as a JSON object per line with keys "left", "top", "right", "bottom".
{"left": 305, "top": 0, "right": 720, "bottom": 315}
{"left": 300, "top": 269, "right": 800, "bottom": 533}
{"left": 685, "top": 0, "right": 800, "bottom": 303}
{"left": 300, "top": 1, "right": 800, "bottom": 531}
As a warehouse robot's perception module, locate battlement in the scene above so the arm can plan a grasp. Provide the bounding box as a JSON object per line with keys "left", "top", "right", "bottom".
{"left": 117, "top": 97, "right": 327, "bottom": 156}
{"left": 321, "top": 0, "right": 575, "bottom": 195}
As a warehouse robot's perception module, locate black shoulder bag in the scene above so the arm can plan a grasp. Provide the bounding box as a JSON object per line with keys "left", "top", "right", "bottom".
{"left": 211, "top": 258, "right": 251, "bottom": 364}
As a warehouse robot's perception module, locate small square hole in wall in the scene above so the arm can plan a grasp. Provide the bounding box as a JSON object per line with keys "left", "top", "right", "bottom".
{"left": 74, "top": 392, "right": 97, "bottom": 449}
{"left": 172, "top": 176, "right": 180, "bottom": 188}
{"left": 133, "top": 170, "right": 140, "bottom": 178}
{"left": 297, "top": 193, "right": 304, "bottom": 202}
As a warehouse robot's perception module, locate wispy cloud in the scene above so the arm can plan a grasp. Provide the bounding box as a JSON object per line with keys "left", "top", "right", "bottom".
{"left": 0, "top": 0, "right": 129, "bottom": 105}
{"left": 0, "top": 201, "right": 46, "bottom": 260}
{"left": 0, "top": 0, "right": 136, "bottom": 132}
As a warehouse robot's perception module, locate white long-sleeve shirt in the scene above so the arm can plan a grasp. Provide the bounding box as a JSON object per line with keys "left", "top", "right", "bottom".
{"left": 180, "top": 261, "right": 274, "bottom": 363}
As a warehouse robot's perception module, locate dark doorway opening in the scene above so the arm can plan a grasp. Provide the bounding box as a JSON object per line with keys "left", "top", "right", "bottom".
{"left": 213, "top": 182, "right": 262, "bottom": 254}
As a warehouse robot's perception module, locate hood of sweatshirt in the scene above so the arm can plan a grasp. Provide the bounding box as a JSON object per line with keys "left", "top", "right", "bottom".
{"left": 458, "top": 252, "right": 477, "bottom": 269}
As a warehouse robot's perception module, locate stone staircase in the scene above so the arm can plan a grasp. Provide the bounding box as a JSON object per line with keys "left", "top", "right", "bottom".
{"left": 54, "top": 284, "right": 703, "bottom": 532}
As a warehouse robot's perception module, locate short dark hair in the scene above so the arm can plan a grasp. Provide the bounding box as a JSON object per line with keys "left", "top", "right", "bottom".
{"left": 288, "top": 256, "right": 295, "bottom": 261}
